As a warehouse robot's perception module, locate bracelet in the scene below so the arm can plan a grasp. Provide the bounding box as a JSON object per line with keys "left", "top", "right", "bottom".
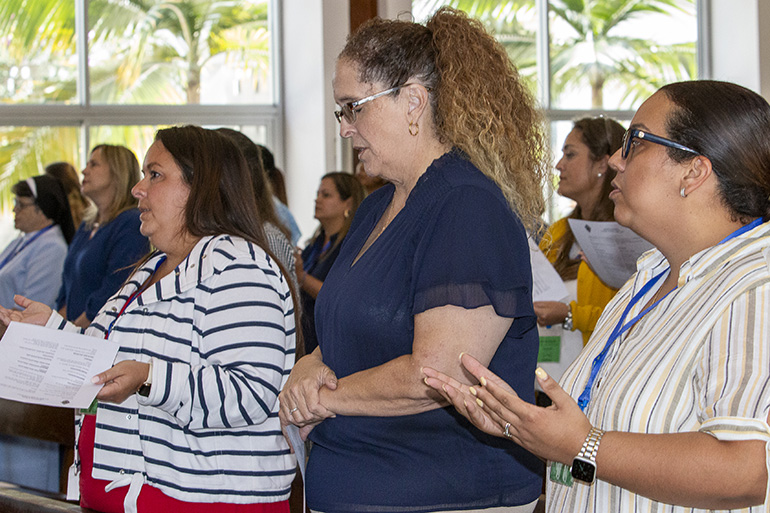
{"left": 562, "top": 304, "right": 573, "bottom": 331}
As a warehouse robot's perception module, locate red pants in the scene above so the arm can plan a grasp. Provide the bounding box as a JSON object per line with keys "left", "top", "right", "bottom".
{"left": 78, "top": 415, "right": 290, "bottom": 513}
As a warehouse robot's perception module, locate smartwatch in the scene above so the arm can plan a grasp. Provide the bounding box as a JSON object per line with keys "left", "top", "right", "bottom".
{"left": 571, "top": 427, "right": 605, "bottom": 483}
{"left": 137, "top": 360, "right": 153, "bottom": 397}
{"left": 562, "top": 304, "right": 573, "bottom": 331}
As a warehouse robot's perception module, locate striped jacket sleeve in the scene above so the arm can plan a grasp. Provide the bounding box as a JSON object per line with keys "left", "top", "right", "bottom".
{"left": 698, "top": 282, "right": 770, "bottom": 441}
{"left": 140, "top": 256, "right": 291, "bottom": 431}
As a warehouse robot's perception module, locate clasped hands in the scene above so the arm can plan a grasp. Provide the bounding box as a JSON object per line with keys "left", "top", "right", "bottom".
{"left": 278, "top": 352, "right": 338, "bottom": 442}
{"left": 422, "top": 352, "right": 592, "bottom": 466}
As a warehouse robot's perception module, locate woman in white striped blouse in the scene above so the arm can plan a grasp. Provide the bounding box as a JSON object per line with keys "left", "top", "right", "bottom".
{"left": 424, "top": 80, "right": 770, "bottom": 513}
{"left": 0, "top": 126, "right": 298, "bottom": 513}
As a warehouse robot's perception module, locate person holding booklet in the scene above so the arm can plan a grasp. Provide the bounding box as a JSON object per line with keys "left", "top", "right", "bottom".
{"left": 535, "top": 117, "right": 625, "bottom": 347}
{"left": 0, "top": 126, "right": 297, "bottom": 513}
{"left": 424, "top": 80, "right": 770, "bottom": 513}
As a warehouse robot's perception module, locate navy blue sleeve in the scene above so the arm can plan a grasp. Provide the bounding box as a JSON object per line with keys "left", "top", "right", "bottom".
{"left": 412, "top": 186, "right": 534, "bottom": 320}
{"left": 84, "top": 210, "right": 150, "bottom": 320}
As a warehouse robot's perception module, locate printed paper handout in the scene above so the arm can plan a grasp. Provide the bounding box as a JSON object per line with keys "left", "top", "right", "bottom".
{"left": 568, "top": 219, "right": 654, "bottom": 289}
{"left": 0, "top": 322, "right": 119, "bottom": 408}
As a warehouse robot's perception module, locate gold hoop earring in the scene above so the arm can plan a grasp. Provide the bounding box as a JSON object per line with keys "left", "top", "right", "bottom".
{"left": 344, "top": 209, "right": 351, "bottom": 219}
{"left": 408, "top": 122, "right": 419, "bottom": 137}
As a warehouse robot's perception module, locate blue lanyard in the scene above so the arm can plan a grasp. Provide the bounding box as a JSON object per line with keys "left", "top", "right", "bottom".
{"left": 576, "top": 217, "right": 764, "bottom": 412}
{"left": 0, "top": 225, "right": 55, "bottom": 271}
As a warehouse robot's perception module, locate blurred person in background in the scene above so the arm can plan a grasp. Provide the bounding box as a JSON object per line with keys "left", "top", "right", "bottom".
{"left": 216, "top": 128, "right": 296, "bottom": 283}
{"left": 294, "top": 172, "right": 364, "bottom": 356}
{"left": 45, "top": 161, "right": 91, "bottom": 227}
{"left": 56, "top": 144, "right": 150, "bottom": 329}
{"left": 0, "top": 175, "right": 75, "bottom": 310}
{"left": 258, "top": 144, "right": 302, "bottom": 245}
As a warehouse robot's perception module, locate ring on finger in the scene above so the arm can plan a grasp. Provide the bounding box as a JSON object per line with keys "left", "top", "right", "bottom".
{"left": 289, "top": 407, "right": 299, "bottom": 414}
{"left": 503, "top": 422, "right": 513, "bottom": 439}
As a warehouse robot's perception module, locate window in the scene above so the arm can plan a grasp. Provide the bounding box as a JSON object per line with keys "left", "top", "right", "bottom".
{"left": 413, "top": 0, "right": 702, "bottom": 221}
{"left": 0, "top": 0, "right": 280, "bottom": 242}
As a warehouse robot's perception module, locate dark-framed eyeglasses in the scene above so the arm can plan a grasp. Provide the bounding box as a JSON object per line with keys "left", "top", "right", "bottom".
{"left": 621, "top": 128, "right": 701, "bottom": 160}
{"left": 334, "top": 84, "right": 408, "bottom": 125}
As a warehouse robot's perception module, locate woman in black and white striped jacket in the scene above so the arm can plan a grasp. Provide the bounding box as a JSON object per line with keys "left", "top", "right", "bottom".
{"left": 0, "top": 126, "right": 298, "bottom": 513}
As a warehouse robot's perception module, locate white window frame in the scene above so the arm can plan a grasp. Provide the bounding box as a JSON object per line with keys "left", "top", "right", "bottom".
{"left": 0, "top": 0, "right": 283, "bottom": 166}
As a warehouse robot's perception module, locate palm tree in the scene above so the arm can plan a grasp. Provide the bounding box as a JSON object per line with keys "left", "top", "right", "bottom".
{"left": 414, "top": 0, "right": 696, "bottom": 109}
{"left": 0, "top": 0, "right": 271, "bottom": 207}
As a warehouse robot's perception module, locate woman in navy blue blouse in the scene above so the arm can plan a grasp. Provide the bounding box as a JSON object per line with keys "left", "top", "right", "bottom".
{"left": 279, "top": 7, "right": 548, "bottom": 513}
{"left": 56, "top": 144, "right": 150, "bottom": 328}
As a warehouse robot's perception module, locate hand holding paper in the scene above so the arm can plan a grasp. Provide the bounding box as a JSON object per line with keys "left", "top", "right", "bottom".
{"left": 0, "top": 322, "right": 119, "bottom": 408}
{"left": 93, "top": 360, "right": 150, "bottom": 404}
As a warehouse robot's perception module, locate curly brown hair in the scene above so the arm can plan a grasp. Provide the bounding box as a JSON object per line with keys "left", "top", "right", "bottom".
{"left": 339, "top": 7, "right": 547, "bottom": 230}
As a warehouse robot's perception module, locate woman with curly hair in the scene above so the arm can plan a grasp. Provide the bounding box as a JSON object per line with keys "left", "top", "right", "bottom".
{"left": 279, "top": 7, "right": 547, "bottom": 513}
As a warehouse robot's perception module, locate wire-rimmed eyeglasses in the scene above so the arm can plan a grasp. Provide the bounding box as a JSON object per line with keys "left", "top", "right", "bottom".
{"left": 334, "top": 84, "right": 410, "bottom": 125}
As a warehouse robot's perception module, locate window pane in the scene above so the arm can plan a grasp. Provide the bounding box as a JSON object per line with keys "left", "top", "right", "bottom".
{"left": 88, "top": 125, "right": 268, "bottom": 164}
{"left": 88, "top": 0, "right": 273, "bottom": 105}
{"left": 412, "top": 1, "right": 540, "bottom": 98}
{"left": 0, "top": 126, "right": 82, "bottom": 244}
{"left": 0, "top": 0, "right": 78, "bottom": 104}
{"left": 549, "top": 0, "right": 697, "bottom": 110}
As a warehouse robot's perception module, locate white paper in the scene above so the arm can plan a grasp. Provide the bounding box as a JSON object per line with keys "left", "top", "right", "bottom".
{"left": 528, "top": 237, "right": 569, "bottom": 302}
{"left": 0, "top": 322, "right": 119, "bottom": 408}
{"left": 568, "top": 219, "right": 654, "bottom": 289}
{"left": 285, "top": 424, "right": 306, "bottom": 481}
{"left": 285, "top": 424, "right": 307, "bottom": 508}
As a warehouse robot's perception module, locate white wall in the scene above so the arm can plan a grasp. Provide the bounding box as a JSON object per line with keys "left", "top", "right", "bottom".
{"left": 709, "top": 0, "right": 770, "bottom": 100}
{"left": 281, "top": 1, "right": 350, "bottom": 241}
{"left": 280, "top": 0, "right": 411, "bottom": 240}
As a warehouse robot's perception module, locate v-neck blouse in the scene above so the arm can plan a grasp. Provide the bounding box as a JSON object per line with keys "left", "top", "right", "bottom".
{"left": 307, "top": 151, "right": 543, "bottom": 512}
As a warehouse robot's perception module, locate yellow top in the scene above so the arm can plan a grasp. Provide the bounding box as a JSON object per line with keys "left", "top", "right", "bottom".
{"left": 539, "top": 217, "right": 618, "bottom": 346}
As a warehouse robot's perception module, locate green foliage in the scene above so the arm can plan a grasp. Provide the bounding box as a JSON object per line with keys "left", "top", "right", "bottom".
{"left": 414, "top": 0, "right": 697, "bottom": 108}
{"left": 0, "top": 0, "right": 270, "bottom": 208}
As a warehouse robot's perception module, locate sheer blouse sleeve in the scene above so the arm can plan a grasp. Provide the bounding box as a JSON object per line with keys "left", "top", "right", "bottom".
{"left": 411, "top": 185, "right": 534, "bottom": 320}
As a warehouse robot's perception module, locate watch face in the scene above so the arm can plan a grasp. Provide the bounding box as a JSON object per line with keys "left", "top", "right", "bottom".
{"left": 571, "top": 457, "right": 596, "bottom": 483}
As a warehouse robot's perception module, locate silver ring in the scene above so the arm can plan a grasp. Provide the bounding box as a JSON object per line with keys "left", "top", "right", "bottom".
{"left": 503, "top": 422, "right": 513, "bottom": 439}
{"left": 289, "top": 407, "right": 299, "bottom": 414}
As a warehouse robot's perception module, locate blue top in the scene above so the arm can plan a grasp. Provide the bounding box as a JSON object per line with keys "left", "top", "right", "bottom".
{"left": 56, "top": 209, "right": 150, "bottom": 321}
{"left": 0, "top": 225, "right": 68, "bottom": 309}
{"left": 307, "top": 151, "right": 543, "bottom": 513}
{"left": 273, "top": 197, "right": 302, "bottom": 245}
{"left": 300, "top": 232, "right": 341, "bottom": 355}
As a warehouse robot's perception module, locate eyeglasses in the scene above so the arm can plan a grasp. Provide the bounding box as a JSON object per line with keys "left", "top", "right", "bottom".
{"left": 621, "top": 128, "right": 700, "bottom": 160}
{"left": 334, "top": 85, "right": 408, "bottom": 125}
{"left": 13, "top": 199, "right": 35, "bottom": 211}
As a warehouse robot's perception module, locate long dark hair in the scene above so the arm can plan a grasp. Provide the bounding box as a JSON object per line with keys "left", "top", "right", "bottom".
{"left": 549, "top": 117, "right": 625, "bottom": 280}
{"left": 214, "top": 128, "right": 291, "bottom": 240}
{"left": 153, "top": 126, "right": 301, "bottom": 347}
